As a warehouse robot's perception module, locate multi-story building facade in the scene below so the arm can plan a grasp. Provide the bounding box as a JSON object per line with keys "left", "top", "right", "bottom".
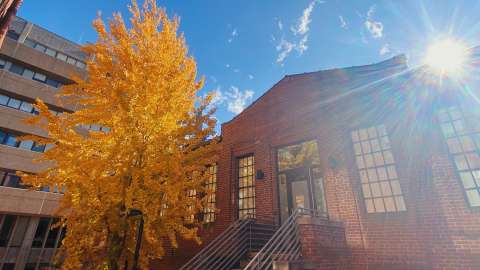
{"left": 156, "top": 50, "right": 480, "bottom": 270}
{"left": 0, "top": 17, "right": 86, "bottom": 270}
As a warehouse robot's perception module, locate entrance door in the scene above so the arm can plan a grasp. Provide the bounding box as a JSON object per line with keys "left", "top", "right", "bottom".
{"left": 285, "top": 168, "right": 313, "bottom": 215}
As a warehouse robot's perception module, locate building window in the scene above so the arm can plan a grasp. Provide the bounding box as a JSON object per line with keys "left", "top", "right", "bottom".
{"left": 32, "top": 217, "right": 50, "bottom": 248}
{"left": 23, "top": 38, "right": 87, "bottom": 69}
{"left": 0, "top": 170, "right": 22, "bottom": 188}
{"left": 238, "top": 155, "right": 255, "bottom": 219}
{"left": 203, "top": 164, "right": 217, "bottom": 223}
{"left": 0, "top": 129, "right": 49, "bottom": 153}
{"left": 0, "top": 215, "right": 16, "bottom": 247}
{"left": 185, "top": 189, "right": 197, "bottom": 224}
{"left": 0, "top": 92, "right": 61, "bottom": 115}
{"left": 0, "top": 58, "right": 63, "bottom": 88}
{"left": 352, "top": 125, "right": 406, "bottom": 213}
{"left": 438, "top": 106, "right": 480, "bottom": 207}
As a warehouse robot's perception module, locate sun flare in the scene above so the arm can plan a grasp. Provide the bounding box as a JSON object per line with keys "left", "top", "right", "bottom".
{"left": 424, "top": 39, "right": 469, "bottom": 76}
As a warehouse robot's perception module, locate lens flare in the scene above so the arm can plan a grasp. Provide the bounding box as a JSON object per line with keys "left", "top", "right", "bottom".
{"left": 424, "top": 39, "right": 469, "bottom": 76}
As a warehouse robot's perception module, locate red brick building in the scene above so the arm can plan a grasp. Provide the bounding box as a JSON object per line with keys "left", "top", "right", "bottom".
{"left": 154, "top": 52, "right": 480, "bottom": 270}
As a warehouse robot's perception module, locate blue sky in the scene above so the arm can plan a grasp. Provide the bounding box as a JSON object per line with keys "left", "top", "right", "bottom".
{"left": 18, "top": 0, "right": 480, "bottom": 127}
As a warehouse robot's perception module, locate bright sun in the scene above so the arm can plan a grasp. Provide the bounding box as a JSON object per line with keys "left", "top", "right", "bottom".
{"left": 424, "top": 39, "right": 469, "bottom": 76}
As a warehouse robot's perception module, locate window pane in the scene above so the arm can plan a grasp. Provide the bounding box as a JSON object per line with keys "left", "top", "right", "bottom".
{"left": 56, "top": 53, "right": 67, "bottom": 61}
{"left": 9, "top": 216, "right": 29, "bottom": 247}
{"left": 454, "top": 155, "right": 469, "bottom": 170}
{"left": 19, "top": 102, "right": 33, "bottom": 113}
{"left": 7, "top": 98, "right": 21, "bottom": 109}
{"left": 34, "top": 44, "right": 46, "bottom": 52}
{"left": 9, "top": 63, "right": 24, "bottom": 75}
{"left": 66, "top": 57, "right": 76, "bottom": 65}
{"left": 365, "top": 199, "right": 375, "bottom": 213}
{"left": 447, "top": 138, "right": 462, "bottom": 153}
{"left": 0, "top": 215, "right": 16, "bottom": 247}
{"left": 45, "top": 48, "right": 56, "bottom": 57}
{"left": 460, "top": 172, "right": 476, "bottom": 189}
{"left": 373, "top": 198, "right": 385, "bottom": 212}
{"left": 46, "top": 78, "right": 60, "bottom": 88}
{"left": 76, "top": 61, "right": 86, "bottom": 69}
{"left": 384, "top": 197, "right": 396, "bottom": 212}
{"left": 466, "top": 190, "right": 480, "bottom": 207}
{"left": 4, "top": 134, "right": 18, "bottom": 147}
{"left": 22, "top": 69, "right": 34, "bottom": 79}
{"left": 362, "top": 184, "right": 372, "bottom": 198}
{"left": 24, "top": 39, "right": 36, "bottom": 48}
{"left": 33, "top": 72, "right": 47, "bottom": 82}
{"left": 32, "top": 217, "right": 50, "bottom": 248}
{"left": 380, "top": 181, "right": 392, "bottom": 196}
{"left": 0, "top": 94, "right": 8, "bottom": 105}
{"left": 19, "top": 140, "right": 34, "bottom": 150}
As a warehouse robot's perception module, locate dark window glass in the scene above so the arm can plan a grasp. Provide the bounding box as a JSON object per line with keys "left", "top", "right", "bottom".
{"left": 9, "top": 64, "right": 24, "bottom": 75}
{"left": 31, "top": 143, "right": 46, "bottom": 153}
{"left": 9, "top": 216, "right": 29, "bottom": 247}
{"left": 24, "top": 263, "right": 36, "bottom": 270}
{"left": 0, "top": 130, "right": 6, "bottom": 143}
{"left": 3, "top": 173, "right": 20, "bottom": 188}
{"left": 44, "top": 218, "right": 60, "bottom": 248}
{"left": 4, "top": 134, "right": 18, "bottom": 147}
{"left": 0, "top": 215, "right": 16, "bottom": 246}
{"left": 0, "top": 170, "right": 7, "bottom": 186}
{"left": 32, "top": 218, "right": 50, "bottom": 248}
{"left": 56, "top": 227, "right": 66, "bottom": 248}
{"left": 46, "top": 79, "right": 60, "bottom": 88}
{"left": 6, "top": 29, "right": 19, "bottom": 40}
{"left": 0, "top": 59, "right": 5, "bottom": 69}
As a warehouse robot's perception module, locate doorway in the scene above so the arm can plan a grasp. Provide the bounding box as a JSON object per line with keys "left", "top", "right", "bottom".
{"left": 277, "top": 140, "right": 327, "bottom": 223}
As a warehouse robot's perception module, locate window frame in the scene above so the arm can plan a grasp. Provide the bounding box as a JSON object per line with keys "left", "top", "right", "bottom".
{"left": 350, "top": 123, "right": 407, "bottom": 215}
{"left": 237, "top": 154, "right": 256, "bottom": 219}
{"left": 203, "top": 164, "right": 217, "bottom": 223}
{"left": 437, "top": 105, "right": 480, "bottom": 208}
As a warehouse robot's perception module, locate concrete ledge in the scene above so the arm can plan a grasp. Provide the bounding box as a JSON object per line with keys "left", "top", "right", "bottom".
{"left": 0, "top": 186, "right": 61, "bottom": 216}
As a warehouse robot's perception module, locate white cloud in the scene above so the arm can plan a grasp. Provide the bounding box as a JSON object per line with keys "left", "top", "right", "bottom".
{"left": 291, "top": 0, "right": 322, "bottom": 35}
{"left": 365, "top": 20, "right": 383, "bottom": 39}
{"left": 275, "top": 0, "right": 322, "bottom": 64}
{"left": 364, "top": 5, "right": 383, "bottom": 39}
{"left": 226, "top": 86, "right": 254, "bottom": 114}
{"left": 296, "top": 35, "right": 309, "bottom": 54}
{"left": 339, "top": 15, "right": 348, "bottom": 29}
{"left": 278, "top": 20, "right": 283, "bottom": 30}
{"left": 248, "top": 74, "right": 254, "bottom": 80}
{"left": 380, "top": 44, "right": 390, "bottom": 55}
{"left": 276, "top": 37, "right": 295, "bottom": 63}
{"left": 226, "top": 64, "right": 230, "bottom": 68}
{"left": 233, "top": 69, "right": 240, "bottom": 73}
{"left": 228, "top": 28, "right": 238, "bottom": 43}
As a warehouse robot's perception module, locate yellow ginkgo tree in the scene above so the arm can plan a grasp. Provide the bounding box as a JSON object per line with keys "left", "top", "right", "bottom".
{"left": 21, "top": 1, "right": 218, "bottom": 269}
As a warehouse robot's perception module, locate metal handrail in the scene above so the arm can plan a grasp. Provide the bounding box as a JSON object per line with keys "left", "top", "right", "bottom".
{"left": 179, "top": 216, "right": 253, "bottom": 270}
{"left": 243, "top": 208, "right": 318, "bottom": 270}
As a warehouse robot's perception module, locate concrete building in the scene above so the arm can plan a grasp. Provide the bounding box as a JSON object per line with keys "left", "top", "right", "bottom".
{"left": 156, "top": 51, "right": 480, "bottom": 270}
{"left": 0, "top": 17, "right": 86, "bottom": 270}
